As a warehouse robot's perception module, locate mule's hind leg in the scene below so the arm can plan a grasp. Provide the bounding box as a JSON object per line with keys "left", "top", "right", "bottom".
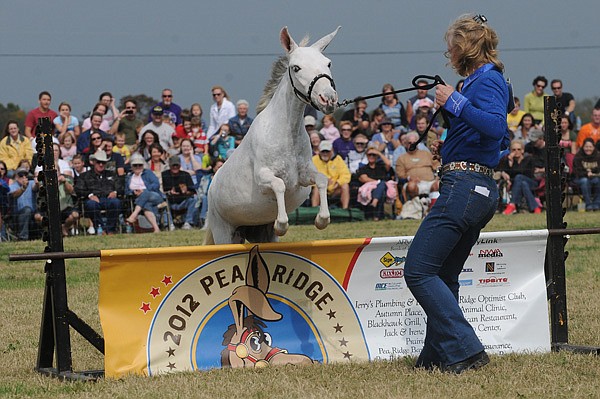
{"left": 313, "top": 172, "right": 331, "bottom": 229}
{"left": 257, "top": 168, "right": 288, "bottom": 236}
{"left": 207, "top": 209, "right": 243, "bottom": 244}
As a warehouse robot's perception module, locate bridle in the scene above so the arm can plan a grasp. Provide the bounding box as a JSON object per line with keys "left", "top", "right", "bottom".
{"left": 288, "top": 67, "right": 336, "bottom": 110}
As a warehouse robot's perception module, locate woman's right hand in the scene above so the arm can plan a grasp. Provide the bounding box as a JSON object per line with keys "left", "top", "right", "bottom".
{"left": 431, "top": 139, "right": 443, "bottom": 160}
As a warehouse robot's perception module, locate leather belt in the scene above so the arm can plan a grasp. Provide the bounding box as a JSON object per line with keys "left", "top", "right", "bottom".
{"left": 440, "top": 161, "right": 494, "bottom": 178}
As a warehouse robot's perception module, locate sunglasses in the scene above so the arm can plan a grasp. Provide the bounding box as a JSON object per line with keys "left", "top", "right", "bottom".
{"left": 163, "top": 95, "right": 173, "bottom": 98}
{"left": 96, "top": 161, "right": 107, "bottom": 165}
{"left": 536, "top": 84, "right": 546, "bottom": 88}
{"left": 355, "top": 142, "right": 368, "bottom": 146}
{"left": 92, "top": 136, "right": 102, "bottom": 140}
{"left": 473, "top": 14, "right": 487, "bottom": 24}
{"left": 132, "top": 164, "right": 144, "bottom": 167}
{"left": 126, "top": 106, "right": 136, "bottom": 109}
{"left": 551, "top": 86, "right": 562, "bottom": 90}
{"left": 212, "top": 93, "right": 223, "bottom": 97}
{"left": 341, "top": 128, "right": 352, "bottom": 132}
{"left": 367, "top": 153, "right": 378, "bottom": 157}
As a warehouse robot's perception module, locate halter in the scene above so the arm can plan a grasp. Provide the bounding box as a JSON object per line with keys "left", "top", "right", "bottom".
{"left": 288, "top": 67, "right": 336, "bottom": 110}
{"left": 227, "top": 328, "right": 288, "bottom": 367}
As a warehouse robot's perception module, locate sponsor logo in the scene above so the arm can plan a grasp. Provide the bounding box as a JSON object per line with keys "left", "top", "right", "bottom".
{"left": 459, "top": 279, "right": 473, "bottom": 286}
{"left": 462, "top": 268, "right": 474, "bottom": 273}
{"left": 375, "top": 282, "right": 404, "bottom": 291}
{"left": 485, "top": 262, "right": 507, "bottom": 274}
{"left": 380, "top": 268, "right": 404, "bottom": 279}
{"left": 477, "top": 238, "right": 499, "bottom": 245}
{"left": 390, "top": 239, "right": 412, "bottom": 251}
{"left": 485, "top": 262, "right": 495, "bottom": 273}
{"left": 379, "top": 252, "right": 406, "bottom": 268}
{"left": 477, "top": 277, "right": 510, "bottom": 287}
{"left": 478, "top": 248, "right": 503, "bottom": 258}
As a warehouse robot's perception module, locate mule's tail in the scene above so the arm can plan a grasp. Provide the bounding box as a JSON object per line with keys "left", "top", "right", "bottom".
{"left": 202, "top": 223, "right": 215, "bottom": 245}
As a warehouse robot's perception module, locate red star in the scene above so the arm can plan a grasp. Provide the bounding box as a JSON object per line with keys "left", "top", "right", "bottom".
{"left": 161, "top": 275, "right": 173, "bottom": 286}
{"left": 149, "top": 287, "right": 160, "bottom": 298}
{"left": 140, "top": 302, "right": 151, "bottom": 314}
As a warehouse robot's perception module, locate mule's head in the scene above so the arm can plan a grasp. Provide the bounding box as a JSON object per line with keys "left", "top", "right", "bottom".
{"left": 281, "top": 26, "right": 340, "bottom": 114}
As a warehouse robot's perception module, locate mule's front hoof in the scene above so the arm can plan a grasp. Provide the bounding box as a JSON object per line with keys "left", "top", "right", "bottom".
{"left": 274, "top": 221, "right": 289, "bottom": 236}
{"left": 315, "top": 215, "right": 330, "bottom": 230}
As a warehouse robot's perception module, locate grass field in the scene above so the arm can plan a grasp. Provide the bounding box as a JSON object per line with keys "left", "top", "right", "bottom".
{"left": 1, "top": 211, "right": 599, "bottom": 398}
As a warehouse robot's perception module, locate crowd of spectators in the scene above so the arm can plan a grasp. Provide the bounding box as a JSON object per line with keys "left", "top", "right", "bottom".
{"left": 0, "top": 77, "right": 599, "bottom": 240}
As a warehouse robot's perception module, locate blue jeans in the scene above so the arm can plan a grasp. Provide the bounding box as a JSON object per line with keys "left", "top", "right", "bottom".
{"left": 135, "top": 190, "right": 164, "bottom": 216}
{"left": 85, "top": 197, "right": 122, "bottom": 233}
{"left": 170, "top": 196, "right": 197, "bottom": 225}
{"left": 576, "top": 177, "right": 600, "bottom": 210}
{"left": 16, "top": 206, "right": 33, "bottom": 240}
{"left": 510, "top": 174, "right": 539, "bottom": 211}
{"left": 404, "top": 171, "right": 498, "bottom": 368}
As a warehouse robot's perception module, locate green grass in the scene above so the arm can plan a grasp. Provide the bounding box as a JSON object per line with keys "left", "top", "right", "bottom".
{"left": 0, "top": 211, "right": 599, "bottom": 398}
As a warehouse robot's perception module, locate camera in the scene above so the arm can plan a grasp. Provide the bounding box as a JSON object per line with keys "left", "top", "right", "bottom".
{"left": 220, "top": 132, "right": 227, "bottom": 138}
{"left": 125, "top": 110, "right": 134, "bottom": 115}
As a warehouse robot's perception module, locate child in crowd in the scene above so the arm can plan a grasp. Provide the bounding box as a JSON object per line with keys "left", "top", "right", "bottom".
{"left": 59, "top": 131, "right": 77, "bottom": 163}
{"left": 211, "top": 124, "right": 235, "bottom": 159}
{"left": 113, "top": 132, "right": 132, "bottom": 166}
{"left": 191, "top": 117, "right": 208, "bottom": 155}
{"left": 320, "top": 114, "right": 340, "bottom": 141}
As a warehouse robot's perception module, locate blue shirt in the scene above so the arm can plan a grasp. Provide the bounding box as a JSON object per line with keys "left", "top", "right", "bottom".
{"left": 441, "top": 63, "right": 510, "bottom": 168}
{"left": 9, "top": 180, "right": 36, "bottom": 212}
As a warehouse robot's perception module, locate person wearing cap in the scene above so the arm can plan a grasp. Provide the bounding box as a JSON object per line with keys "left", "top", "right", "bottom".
{"left": 207, "top": 86, "right": 236, "bottom": 139}
{"left": 9, "top": 167, "right": 40, "bottom": 240}
{"left": 161, "top": 155, "right": 197, "bottom": 230}
{"left": 304, "top": 115, "right": 317, "bottom": 134}
{"left": 125, "top": 154, "right": 167, "bottom": 233}
{"left": 406, "top": 79, "right": 437, "bottom": 123}
{"left": 140, "top": 106, "right": 175, "bottom": 155}
{"left": 228, "top": 99, "right": 254, "bottom": 146}
{"left": 311, "top": 140, "right": 351, "bottom": 209}
{"left": 356, "top": 143, "right": 393, "bottom": 220}
{"left": 395, "top": 131, "right": 440, "bottom": 201}
{"left": 99, "top": 136, "right": 125, "bottom": 177}
{"left": 148, "top": 89, "right": 182, "bottom": 125}
{"left": 75, "top": 150, "right": 124, "bottom": 234}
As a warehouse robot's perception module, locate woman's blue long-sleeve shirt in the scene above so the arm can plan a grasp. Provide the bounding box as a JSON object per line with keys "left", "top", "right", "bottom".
{"left": 441, "top": 63, "right": 510, "bottom": 168}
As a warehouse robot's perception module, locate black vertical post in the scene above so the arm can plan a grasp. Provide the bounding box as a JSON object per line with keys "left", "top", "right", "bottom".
{"left": 35, "top": 117, "right": 73, "bottom": 374}
{"left": 544, "top": 96, "right": 569, "bottom": 345}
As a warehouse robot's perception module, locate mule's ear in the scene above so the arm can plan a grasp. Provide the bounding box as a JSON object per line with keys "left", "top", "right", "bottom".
{"left": 311, "top": 26, "right": 341, "bottom": 52}
{"left": 280, "top": 26, "right": 298, "bottom": 53}
{"left": 246, "top": 245, "right": 270, "bottom": 294}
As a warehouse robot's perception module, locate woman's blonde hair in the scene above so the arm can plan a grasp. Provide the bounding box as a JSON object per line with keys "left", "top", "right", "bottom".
{"left": 445, "top": 14, "right": 503, "bottom": 77}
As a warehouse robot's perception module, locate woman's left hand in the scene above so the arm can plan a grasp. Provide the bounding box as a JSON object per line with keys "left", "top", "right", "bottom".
{"left": 435, "top": 84, "right": 455, "bottom": 108}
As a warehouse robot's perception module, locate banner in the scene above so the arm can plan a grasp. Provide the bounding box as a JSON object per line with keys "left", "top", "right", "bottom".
{"left": 99, "top": 230, "right": 550, "bottom": 378}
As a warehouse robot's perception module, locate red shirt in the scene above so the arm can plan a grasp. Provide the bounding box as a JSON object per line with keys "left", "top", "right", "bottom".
{"left": 25, "top": 108, "right": 58, "bottom": 136}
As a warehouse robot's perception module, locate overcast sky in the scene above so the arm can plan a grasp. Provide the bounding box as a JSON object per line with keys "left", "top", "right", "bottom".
{"left": 1, "top": 0, "right": 599, "bottom": 118}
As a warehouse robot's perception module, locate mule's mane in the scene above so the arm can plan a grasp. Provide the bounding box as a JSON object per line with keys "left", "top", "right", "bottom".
{"left": 256, "top": 36, "right": 310, "bottom": 115}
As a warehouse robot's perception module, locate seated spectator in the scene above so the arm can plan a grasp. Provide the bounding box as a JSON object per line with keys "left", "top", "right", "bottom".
{"left": 572, "top": 138, "right": 600, "bottom": 211}
{"left": 379, "top": 83, "right": 408, "bottom": 132}
{"left": 54, "top": 102, "right": 81, "bottom": 139}
{"left": 9, "top": 167, "right": 41, "bottom": 240}
{"left": 559, "top": 116, "right": 578, "bottom": 172}
{"left": 356, "top": 145, "right": 393, "bottom": 221}
{"left": 190, "top": 103, "right": 208, "bottom": 132}
{"left": 24, "top": 91, "right": 58, "bottom": 139}
{"left": 228, "top": 99, "right": 253, "bottom": 146}
{"left": 75, "top": 150, "right": 124, "bottom": 234}
{"left": 0, "top": 161, "right": 10, "bottom": 240}
{"left": 370, "top": 118, "right": 400, "bottom": 161}
{"left": 162, "top": 155, "right": 197, "bottom": 230}
{"left": 341, "top": 98, "right": 370, "bottom": 134}
{"left": 309, "top": 131, "right": 324, "bottom": 155}
{"left": 311, "top": 140, "right": 350, "bottom": 209}
{"left": 81, "top": 102, "right": 110, "bottom": 132}
{"left": 514, "top": 113, "right": 535, "bottom": 142}
{"left": 319, "top": 114, "right": 340, "bottom": 142}
{"left": 576, "top": 107, "right": 600, "bottom": 150}
{"left": 77, "top": 112, "right": 109, "bottom": 155}
{"left": 210, "top": 124, "right": 235, "bottom": 159}
{"left": 136, "top": 130, "right": 161, "bottom": 161}
{"left": 346, "top": 132, "right": 370, "bottom": 175}
{"left": 197, "top": 157, "right": 225, "bottom": 228}
{"left": 367, "top": 108, "right": 385, "bottom": 138}
{"left": 499, "top": 139, "right": 542, "bottom": 215}
{"left": 99, "top": 136, "right": 125, "bottom": 177}
{"left": 140, "top": 106, "right": 175, "bottom": 155}
{"left": 190, "top": 117, "right": 209, "bottom": 155}
{"left": 109, "top": 98, "right": 143, "bottom": 148}
{"left": 0, "top": 120, "right": 33, "bottom": 178}
{"left": 523, "top": 75, "right": 548, "bottom": 126}
{"left": 506, "top": 97, "right": 525, "bottom": 133}
{"left": 71, "top": 154, "right": 88, "bottom": 184}
{"left": 59, "top": 131, "right": 77, "bottom": 163}
{"left": 113, "top": 132, "right": 132, "bottom": 167}
{"left": 304, "top": 115, "right": 317, "bottom": 135}
{"left": 147, "top": 143, "right": 168, "bottom": 191}
{"left": 406, "top": 79, "right": 436, "bottom": 122}
{"left": 125, "top": 154, "right": 167, "bottom": 232}
{"left": 332, "top": 120, "right": 355, "bottom": 160}
{"left": 179, "top": 138, "right": 205, "bottom": 186}
{"left": 395, "top": 132, "right": 440, "bottom": 201}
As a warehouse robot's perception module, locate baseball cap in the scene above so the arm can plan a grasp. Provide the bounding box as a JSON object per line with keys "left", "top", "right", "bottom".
{"left": 169, "top": 155, "right": 181, "bottom": 166}
{"left": 319, "top": 140, "right": 333, "bottom": 152}
{"left": 151, "top": 106, "right": 164, "bottom": 115}
{"left": 304, "top": 115, "right": 317, "bottom": 126}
